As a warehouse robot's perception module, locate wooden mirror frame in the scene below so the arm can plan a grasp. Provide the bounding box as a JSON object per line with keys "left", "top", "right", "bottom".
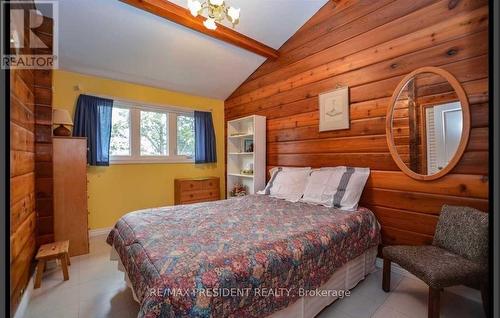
{"left": 385, "top": 66, "right": 471, "bottom": 181}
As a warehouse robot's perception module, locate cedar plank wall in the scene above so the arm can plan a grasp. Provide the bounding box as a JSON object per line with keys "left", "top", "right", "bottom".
{"left": 34, "top": 17, "right": 55, "bottom": 246}
{"left": 10, "top": 2, "right": 37, "bottom": 312}
{"left": 10, "top": 71, "right": 37, "bottom": 314}
{"left": 225, "top": 0, "right": 489, "bottom": 246}
{"left": 10, "top": 9, "right": 54, "bottom": 314}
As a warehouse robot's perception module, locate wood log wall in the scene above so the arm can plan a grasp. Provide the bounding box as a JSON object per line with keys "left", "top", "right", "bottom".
{"left": 225, "top": 0, "right": 489, "bottom": 246}
{"left": 10, "top": 69, "right": 37, "bottom": 313}
{"left": 34, "top": 17, "right": 55, "bottom": 246}
{"left": 10, "top": 3, "right": 37, "bottom": 311}
{"left": 10, "top": 8, "right": 54, "bottom": 313}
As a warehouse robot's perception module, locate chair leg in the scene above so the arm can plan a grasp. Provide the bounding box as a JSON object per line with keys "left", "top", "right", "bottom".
{"left": 480, "top": 282, "right": 489, "bottom": 317}
{"left": 60, "top": 255, "right": 69, "bottom": 281}
{"left": 382, "top": 258, "right": 391, "bottom": 292}
{"left": 428, "top": 287, "right": 440, "bottom": 318}
{"left": 66, "top": 252, "right": 71, "bottom": 266}
{"left": 34, "top": 260, "right": 45, "bottom": 289}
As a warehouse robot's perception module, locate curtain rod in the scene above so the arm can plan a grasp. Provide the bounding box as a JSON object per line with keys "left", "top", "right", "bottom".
{"left": 74, "top": 90, "right": 214, "bottom": 113}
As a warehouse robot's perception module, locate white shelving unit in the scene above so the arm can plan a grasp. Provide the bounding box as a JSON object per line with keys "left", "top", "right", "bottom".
{"left": 226, "top": 115, "right": 266, "bottom": 197}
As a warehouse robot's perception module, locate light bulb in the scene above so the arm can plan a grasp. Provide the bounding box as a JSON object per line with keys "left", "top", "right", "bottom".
{"left": 203, "top": 17, "right": 217, "bottom": 30}
{"left": 209, "top": 0, "right": 224, "bottom": 6}
{"left": 187, "top": 0, "right": 202, "bottom": 17}
{"left": 227, "top": 7, "right": 240, "bottom": 22}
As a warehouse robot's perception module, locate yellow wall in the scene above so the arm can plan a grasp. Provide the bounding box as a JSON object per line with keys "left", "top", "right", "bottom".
{"left": 52, "top": 70, "right": 225, "bottom": 229}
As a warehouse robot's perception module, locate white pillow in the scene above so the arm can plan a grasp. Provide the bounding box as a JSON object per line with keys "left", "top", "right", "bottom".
{"left": 301, "top": 167, "right": 370, "bottom": 211}
{"left": 262, "top": 167, "right": 311, "bottom": 202}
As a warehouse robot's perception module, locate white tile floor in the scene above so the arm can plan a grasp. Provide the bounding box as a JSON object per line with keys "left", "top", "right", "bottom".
{"left": 24, "top": 235, "right": 485, "bottom": 318}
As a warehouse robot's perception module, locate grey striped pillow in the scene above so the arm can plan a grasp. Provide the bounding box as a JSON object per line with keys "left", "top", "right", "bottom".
{"left": 301, "top": 167, "right": 370, "bottom": 211}
{"left": 260, "top": 167, "right": 311, "bottom": 202}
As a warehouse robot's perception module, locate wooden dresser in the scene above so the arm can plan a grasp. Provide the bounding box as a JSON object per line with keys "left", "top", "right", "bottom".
{"left": 174, "top": 177, "right": 220, "bottom": 205}
{"left": 53, "top": 137, "right": 89, "bottom": 256}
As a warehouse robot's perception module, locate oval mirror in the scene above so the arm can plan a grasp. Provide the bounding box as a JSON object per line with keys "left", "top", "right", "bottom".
{"left": 386, "top": 67, "right": 471, "bottom": 180}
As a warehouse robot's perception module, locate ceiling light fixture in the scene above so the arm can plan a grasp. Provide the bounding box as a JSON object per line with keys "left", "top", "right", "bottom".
{"left": 188, "top": 0, "right": 240, "bottom": 30}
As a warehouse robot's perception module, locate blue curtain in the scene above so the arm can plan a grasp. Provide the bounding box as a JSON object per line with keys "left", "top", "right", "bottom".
{"left": 194, "top": 111, "right": 217, "bottom": 164}
{"left": 73, "top": 94, "right": 113, "bottom": 166}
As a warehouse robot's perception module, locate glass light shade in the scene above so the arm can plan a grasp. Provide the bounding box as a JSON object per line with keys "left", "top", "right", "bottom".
{"left": 187, "top": 0, "right": 202, "bottom": 16}
{"left": 227, "top": 7, "right": 240, "bottom": 21}
{"left": 209, "top": 0, "right": 224, "bottom": 6}
{"left": 52, "top": 108, "right": 73, "bottom": 126}
{"left": 203, "top": 17, "right": 217, "bottom": 30}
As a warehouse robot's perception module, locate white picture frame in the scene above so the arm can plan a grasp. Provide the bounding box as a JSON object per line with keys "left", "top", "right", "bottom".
{"left": 319, "top": 86, "right": 350, "bottom": 132}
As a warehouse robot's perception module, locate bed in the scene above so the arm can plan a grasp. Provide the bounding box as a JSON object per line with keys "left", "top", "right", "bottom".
{"left": 107, "top": 194, "right": 380, "bottom": 318}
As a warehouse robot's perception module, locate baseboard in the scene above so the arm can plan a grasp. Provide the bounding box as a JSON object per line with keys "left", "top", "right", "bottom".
{"left": 13, "top": 272, "right": 35, "bottom": 318}
{"left": 375, "top": 257, "right": 482, "bottom": 303}
{"left": 88, "top": 227, "right": 112, "bottom": 237}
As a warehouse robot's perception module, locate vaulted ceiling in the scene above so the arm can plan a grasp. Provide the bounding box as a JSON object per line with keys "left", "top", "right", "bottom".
{"left": 56, "top": 0, "right": 328, "bottom": 99}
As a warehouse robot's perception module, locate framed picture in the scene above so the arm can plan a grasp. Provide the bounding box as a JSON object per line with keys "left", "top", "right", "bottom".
{"left": 243, "top": 139, "right": 254, "bottom": 153}
{"left": 319, "top": 86, "right": 350, "bottom": 131}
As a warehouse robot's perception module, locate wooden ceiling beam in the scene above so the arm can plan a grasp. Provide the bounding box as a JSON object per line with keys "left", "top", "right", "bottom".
{"left": 120, "top": 0, "right": 279, "bottom": 59}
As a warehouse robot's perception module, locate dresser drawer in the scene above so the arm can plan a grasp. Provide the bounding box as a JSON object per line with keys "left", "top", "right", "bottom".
{"left": 179, "top": 180, "right": 203, "bottom": 192}
{"left": 180, "top": 189, "right": 219, "bottom": 203}
{"left": 174, "top": 177, "right": 220, "bottom": 205}
{"left": 183, "top": 197, "right": 219, "bottom": 205}
{"left": 201, "top": 179, "right": 218, "bottom": 190}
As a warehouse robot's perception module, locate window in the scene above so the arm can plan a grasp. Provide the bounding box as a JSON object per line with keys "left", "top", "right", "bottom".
{"left": 176, "top": 115, "right": 195, "bottom": 157}
{"left": 110, "top": 107, "right": 131, "bottom": 156}
{"left": 110, "top": 101, "right": 195, "bottom": 163}
{"left": 140, "top": 110, "right": 168, "bottom": 156}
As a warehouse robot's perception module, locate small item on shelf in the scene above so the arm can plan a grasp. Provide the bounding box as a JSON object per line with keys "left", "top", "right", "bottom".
{"left": 230, "top": 183, "right": 247, "bottom": 197}
{"left": 244, "top": 139, "right": 254, "bottom": 153}
{"left": 230, "top": 132, "right": 245, "bottom": 136}
{"left": 240, "top": 169, "right": 254, "bottom": 175}
{"left": 241, "top": 163, "right": 254, "bottom": 175}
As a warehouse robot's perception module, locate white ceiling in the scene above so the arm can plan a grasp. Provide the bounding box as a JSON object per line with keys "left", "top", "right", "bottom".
{"left": 54, "top": 0, "right": 327, "bottom": 100}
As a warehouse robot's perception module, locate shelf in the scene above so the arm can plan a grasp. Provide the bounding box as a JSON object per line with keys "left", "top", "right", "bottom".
{"left": 228, "top": 133, "right": 254, "bottom": 139}
{"left": 226, "top": 115, "right": 265, "bottom": 195}
{"left": 228, "top": 173, "right": 254, "bottom": 178}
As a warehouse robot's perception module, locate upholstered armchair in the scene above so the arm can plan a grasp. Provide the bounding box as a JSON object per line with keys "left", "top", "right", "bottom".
{"left": 381, "top": 205, "right": 488, "bottom": 318}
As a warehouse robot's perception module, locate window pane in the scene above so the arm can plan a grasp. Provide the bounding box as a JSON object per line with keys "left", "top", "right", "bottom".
{"left": 140, "top": 110, "right": 168, "bottom": 156}
{"left": 177, "top": 115, "right": 195, "bottom": 157}
{"left": 110, "top": 107, "right": 130, "bottom": 156}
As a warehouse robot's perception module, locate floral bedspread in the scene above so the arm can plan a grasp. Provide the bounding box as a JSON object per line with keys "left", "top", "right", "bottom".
{"left": 106, "top": 195, "right": 380, "bottom": 318}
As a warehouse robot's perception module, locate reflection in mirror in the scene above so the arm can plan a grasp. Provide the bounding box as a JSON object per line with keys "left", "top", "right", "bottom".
{"left": 391, "top": 72, "right": 463, "bottom": 176}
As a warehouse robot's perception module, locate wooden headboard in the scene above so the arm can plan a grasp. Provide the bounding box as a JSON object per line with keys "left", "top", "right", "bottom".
{"left": 224, "top": 0, "right": 489, "bottom": 246}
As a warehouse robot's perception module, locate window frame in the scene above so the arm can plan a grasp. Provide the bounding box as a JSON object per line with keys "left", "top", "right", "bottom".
{"left": 110, "top": 101, "right": 195, "bottom": 164}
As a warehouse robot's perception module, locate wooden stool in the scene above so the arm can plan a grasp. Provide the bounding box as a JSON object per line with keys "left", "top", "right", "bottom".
{"left": 34, "top": 240, "right": 70, "bottom": 289}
